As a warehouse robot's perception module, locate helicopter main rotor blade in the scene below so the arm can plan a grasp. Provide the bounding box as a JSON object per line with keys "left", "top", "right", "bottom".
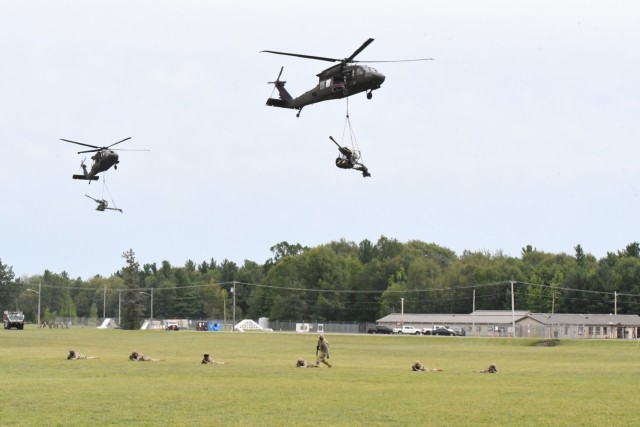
{"left": 77, "top": 148, "right": 102, "bottom": 154}
{"left": 60, "top": 139, "right": 101, "bottom": 150}
{"left": 346, "top": 38, "right": 374, "bottom": 62}
{"left": 356, "top": 58, "right": 434, "bottom": 63}
{"left": 111, "top": 148, "right": 150, "bottom": 152}
{"left": 261, "top": 50, "right": 339, "bottom": 63}
{"left": 108, "top": 137, "right": 132, "bottom": 148}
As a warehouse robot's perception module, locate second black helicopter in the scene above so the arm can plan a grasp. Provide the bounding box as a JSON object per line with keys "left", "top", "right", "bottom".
{"left": 262, "top": 38, "right": 432, "bottom": 117}
{"left": 61, "top": 137, "right": 147, "bottom": 181}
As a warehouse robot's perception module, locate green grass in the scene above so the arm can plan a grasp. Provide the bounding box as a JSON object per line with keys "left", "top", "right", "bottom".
{"left": 2, "top": 328, "right": 640, "bottom": 426}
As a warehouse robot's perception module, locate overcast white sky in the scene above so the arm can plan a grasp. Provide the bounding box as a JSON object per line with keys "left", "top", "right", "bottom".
{"left": 2, "top": 1, "right": 639, "bottom": 280}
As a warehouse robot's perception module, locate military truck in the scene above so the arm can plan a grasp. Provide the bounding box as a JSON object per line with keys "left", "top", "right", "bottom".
{"left": 3, "top": 310, "right": 25, "bottom": 330}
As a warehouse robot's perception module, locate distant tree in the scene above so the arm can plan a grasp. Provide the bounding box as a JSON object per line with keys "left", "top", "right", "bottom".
{"left": 218, "top": 259, "right": 239, "bottom": 282}
{"left": 379, "top": 267, "right": 409, "bottom": 318}
{"left": 574, "top": 244, "right": 586, "bottom": 266}
{"left": 325, "top": 239, "right": 359, "bottom": 258}
{"left": 358, "top": 239, "right": 376, "bottom": 264}
{"left": 269, "top": 241, "right": 308, "bottom": 262}
{"left": 234, "top": 260, "right": 264, "bottom": 316}
{"left": 0, "top": 259, "right": 20, "bottom": 310}
{"left": 619, "top": 242, "right": 640, "bottom": 258}
{"left": 374, "top": 236, "right": 403, "bottom": 260}
{"left": 89, "top": 302, "right": 98, "bottom": 324}
{"left": 120, "top": 249, "right": 144, "bottom": 330}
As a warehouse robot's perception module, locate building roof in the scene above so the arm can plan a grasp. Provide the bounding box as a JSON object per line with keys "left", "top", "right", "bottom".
{"left": 527, "top": 313, "right": 640, "bottom": 326}
{"left": 377, "top": 312, "right": 529, "bottom": 325}
{"left": 377, "top": 311, "right": 640, "bottom": 327}
{"left": 471, "top": 310, "right": 530, "bottom": 317}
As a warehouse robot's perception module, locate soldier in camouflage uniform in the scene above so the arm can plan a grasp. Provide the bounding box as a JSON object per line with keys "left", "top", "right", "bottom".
{"left": 315, "top": 335, "right": 332, "bottom": 367}
{"left": 202, "top": 353, "right": 225, "bottom": 364}
{"left": 129, "top": 351, "right": 162, "bottom": 362}
{"left": 411, "top": 360, "right": 442, "bottom": 372}
{"left": 480, "top": 363, "right": 498, "bottom": 373}
{"left": 67, "top": 349, "right": 97, "bottom": 360}
{"left": 296, "top": 358, "right": 318, "bottom": 368}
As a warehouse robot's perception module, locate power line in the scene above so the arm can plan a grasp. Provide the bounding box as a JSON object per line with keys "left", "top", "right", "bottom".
{"left": 20, "top": 279, "right": 640, "bottom": 299}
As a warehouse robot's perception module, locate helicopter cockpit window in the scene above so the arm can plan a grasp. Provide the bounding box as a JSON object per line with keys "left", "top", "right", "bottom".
{"left": 356, "top": 68, "right": 364, "bottom": 76}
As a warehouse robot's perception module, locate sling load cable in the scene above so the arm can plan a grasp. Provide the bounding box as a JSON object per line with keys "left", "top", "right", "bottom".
{"left": 101, "top": 173, "right": 122, "bottom": 213}
{"left": 340, "top": 97, "right": 364, "bottom": 165}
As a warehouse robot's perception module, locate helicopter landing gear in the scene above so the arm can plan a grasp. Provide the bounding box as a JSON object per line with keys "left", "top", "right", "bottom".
{"left": 366, "top": 90, "right": 373, "bottom": 100}
{"left": 296, "top": 107, "right": 303, "bottom": 118}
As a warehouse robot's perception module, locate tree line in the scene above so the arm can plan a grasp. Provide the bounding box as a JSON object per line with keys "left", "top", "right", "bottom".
{"left": 2, "top": 237, "right": 640, "bottom": 329}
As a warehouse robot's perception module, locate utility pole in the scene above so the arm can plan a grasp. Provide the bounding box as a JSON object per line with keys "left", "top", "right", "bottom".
{"left": 118, "top": 290, "right": 121, "bottom": 326}
{"left": 472, "top": 288, "right": 475, "bottom": 336}
{"left": 139, "top": 289, "right": 154, "bottom": 323}
{"left": 400, "top": 298, "right": 404, "bottom": 327}
{"left": 26, "top": 282, "right": 42, "bottom": 326}
{"left": 510, "top": 281, "right": 516, "bottom": 338}
{"left": 232, "top": 281, "right": 236, "bottom": 332}
{"left": 103, "top": 286, "right": 107, "bottom": 320}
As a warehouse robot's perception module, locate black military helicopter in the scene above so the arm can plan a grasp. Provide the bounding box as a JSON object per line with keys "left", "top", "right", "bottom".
{"left": 262, "top": 38, "right": 432, "bottom": 117}
{"left": 61, "top": 137, "right": 143, "bottom": 181}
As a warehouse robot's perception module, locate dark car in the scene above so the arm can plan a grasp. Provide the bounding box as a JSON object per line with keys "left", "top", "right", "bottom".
{"left": 452, "top": 327, "right": 466, "bottom": 336}
{"left": 432, "top": 327, "right": 456, "bottom": 336}
{"left": 367, "top": 325, "right": 394, "bottom": 334}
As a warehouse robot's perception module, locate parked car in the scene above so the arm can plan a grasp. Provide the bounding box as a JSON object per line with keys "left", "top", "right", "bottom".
{"left": 367, "top": 325, "right": 394, "bottom": 334}
{"left": 421, "top": 325, "right": 445, "bottom": 335}
{"left": 393, "top": 325, "right": 422, "bottom": 335}
{"left": 432, "top": 327, "right": 456, "bottom": 336}
{"left": 452, "top": 327, "right": 466, "bottom": 336}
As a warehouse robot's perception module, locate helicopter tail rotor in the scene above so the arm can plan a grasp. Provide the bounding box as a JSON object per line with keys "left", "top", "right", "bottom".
{"left": 72, "top": 158, "right": 98, "bottom": 180}
{"left": 267, "top": 66, "right": 285, "bottom": 86}
{"left": 266, "top": 66, "right": 293, "bottom": 108}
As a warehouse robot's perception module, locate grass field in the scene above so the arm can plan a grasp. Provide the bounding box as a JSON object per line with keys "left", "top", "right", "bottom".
{"left": 2, "top": 327, "right": 639, "bottom": 426}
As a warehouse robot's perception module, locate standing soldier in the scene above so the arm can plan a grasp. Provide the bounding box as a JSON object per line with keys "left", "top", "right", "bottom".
{"left": 315, "top": 334, "right": 332, "bottom": 368}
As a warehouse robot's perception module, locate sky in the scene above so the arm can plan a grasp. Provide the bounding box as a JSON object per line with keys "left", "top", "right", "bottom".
{"left": 2, "top": 1, "right": 639, "bottom": 280}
